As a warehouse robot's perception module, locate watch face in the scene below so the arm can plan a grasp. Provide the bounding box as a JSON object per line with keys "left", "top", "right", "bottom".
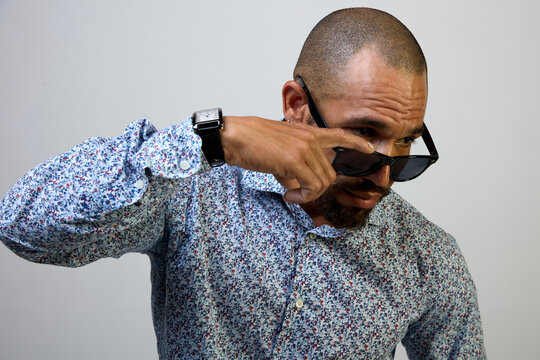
{"left": 197, "top": 109, "right": 219, "bottom": 123}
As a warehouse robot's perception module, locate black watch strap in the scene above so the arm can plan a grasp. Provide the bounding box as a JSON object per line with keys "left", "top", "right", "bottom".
{"left": 192, "top": 108, "right": 226, "bottom": 167}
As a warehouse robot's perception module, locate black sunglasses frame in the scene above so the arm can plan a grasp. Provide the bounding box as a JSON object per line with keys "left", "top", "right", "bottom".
{"left": 296, "top": 76, "right": 439, "bottom": 181}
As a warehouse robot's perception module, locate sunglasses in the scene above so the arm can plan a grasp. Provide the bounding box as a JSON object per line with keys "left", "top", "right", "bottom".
{"left": 296, "top": 76, "right": 439, "bottom": 182}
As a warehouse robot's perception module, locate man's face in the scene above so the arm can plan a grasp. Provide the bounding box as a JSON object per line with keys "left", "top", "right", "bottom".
{"left": 312, "top": 48, "right": 428, "bottom": 228}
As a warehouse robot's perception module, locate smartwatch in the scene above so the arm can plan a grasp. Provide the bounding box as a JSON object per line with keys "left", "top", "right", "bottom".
{"left": 192, "top": 108, "right": 226, "bottom": 167}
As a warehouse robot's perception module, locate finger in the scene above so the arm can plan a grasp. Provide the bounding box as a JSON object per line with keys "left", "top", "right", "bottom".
{"left": 274, "top": 140, "right": 336, "bottom": 204}
{"left": 284, "top": 187, "right": 313, "bottom": 204}
{"left": 288, "top": 132, "right": 338, "bottom": 202}
{"left": 278, "top": 123, "right": 335, "bottom": 183}
{"left": 285, "top": 165, "right": 335, "bottom": 204}
{"left": 309, "top": 140, "right": 337, "bottom": 189}
{"left": 300, "top": 139, "right": 335, "bottom": 187}
{"left": 283, "top": 157, "right": 335, "bottom": 204}
{"left": 281, "top": 164, "right": 321, "bottom": 204}
{"left": 316, "top": 128, "right": 375, "bottom": 153}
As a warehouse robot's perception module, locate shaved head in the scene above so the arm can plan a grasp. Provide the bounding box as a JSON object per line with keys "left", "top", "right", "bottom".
{"left": 294, "top": 8, "right": 427, "bottom": 99}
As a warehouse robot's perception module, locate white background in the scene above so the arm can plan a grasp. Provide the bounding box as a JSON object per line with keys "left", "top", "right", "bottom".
{"left": 0, "top": 1, "right": 538, "bottom": 359}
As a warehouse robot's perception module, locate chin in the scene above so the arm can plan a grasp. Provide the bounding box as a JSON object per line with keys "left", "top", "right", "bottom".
{"left": 316, "top": 192, "right": 374, "bottom": 229}
{"left": 315, "top": 178, "right": 391, "bottom": 229}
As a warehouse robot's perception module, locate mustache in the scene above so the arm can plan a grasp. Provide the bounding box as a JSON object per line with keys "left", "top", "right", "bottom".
{"left": 342, "top": 179, "right": 390, "bottom": 197}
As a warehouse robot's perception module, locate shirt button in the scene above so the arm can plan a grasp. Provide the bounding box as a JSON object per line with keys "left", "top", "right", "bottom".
{"left": 295, "top": 299, "right": 304, "bottom": 309}
{"left": 179, "top": 160, "right": 190, "bottom": 171}
{"left": 134, "top": 179, "right": 145, "bottom": 189}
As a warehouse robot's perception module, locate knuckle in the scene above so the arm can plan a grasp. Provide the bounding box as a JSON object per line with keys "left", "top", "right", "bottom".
{"left": 332, "top": 128, "right": 347, "bottom": 140}
{"left": 311, "top": 177, "right": 323, "bottom": 190}
{"left": 303, "top": 130, "right": 317, "bottom": 142}
{"left": 295, "top": 126, "right": 316, "bottom": 141}
{"left": 294, "top": 141, "right": 316, "bottom": 158}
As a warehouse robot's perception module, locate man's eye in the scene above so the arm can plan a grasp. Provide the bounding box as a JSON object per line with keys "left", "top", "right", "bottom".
{"left": 351, "top": 128, "right": 374, "bottom": 138}
{"left": 401, "top": 136, "right": 417, "bottom": 145}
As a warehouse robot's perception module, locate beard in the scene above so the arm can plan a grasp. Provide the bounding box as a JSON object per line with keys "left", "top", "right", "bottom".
{"left": 315, "top": 178, "right": 391, "bottom": 229}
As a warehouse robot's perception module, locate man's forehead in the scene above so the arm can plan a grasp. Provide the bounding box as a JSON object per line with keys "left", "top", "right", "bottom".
{"left": 338, "top": 48, "right": 428, "bottom": 95}
{"left": 328, "top": 83, "right": 427, "bottom": 128}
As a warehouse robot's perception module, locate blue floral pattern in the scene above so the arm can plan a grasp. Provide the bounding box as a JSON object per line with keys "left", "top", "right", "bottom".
{"left": 0, "top": 118, "right": 486, "bottom": 359}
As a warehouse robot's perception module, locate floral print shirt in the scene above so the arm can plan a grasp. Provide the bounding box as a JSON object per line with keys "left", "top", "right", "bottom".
{"left": 0, "top": 118, "right": 486, "bottom": 359}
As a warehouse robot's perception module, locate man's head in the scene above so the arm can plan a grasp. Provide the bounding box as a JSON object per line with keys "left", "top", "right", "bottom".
{"left": 282, "top": 8, "right": 429, "bottom": 228}
{"left": 293, "top": 7, "right": 427, "bottom": 100}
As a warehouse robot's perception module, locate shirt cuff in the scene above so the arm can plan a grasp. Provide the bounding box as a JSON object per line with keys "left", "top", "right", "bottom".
{"left": 138, "top": 116, "right": 212, "bottom": 179}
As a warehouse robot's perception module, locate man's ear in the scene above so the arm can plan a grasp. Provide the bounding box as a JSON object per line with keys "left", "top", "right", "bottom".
{"left": 282, "top": 80, "right": 310, "bottom": 124}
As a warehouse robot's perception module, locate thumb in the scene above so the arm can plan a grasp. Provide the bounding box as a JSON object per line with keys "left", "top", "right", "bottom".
{"left": 283, "top": 188, "right": 313, "bottom": 204}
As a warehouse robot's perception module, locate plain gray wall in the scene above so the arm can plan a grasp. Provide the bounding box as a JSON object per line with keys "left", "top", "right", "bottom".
{"left": 1, "top": 1, "right": 538, "bottom": 359}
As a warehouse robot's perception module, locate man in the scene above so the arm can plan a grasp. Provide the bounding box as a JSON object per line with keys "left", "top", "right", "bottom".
{"left": 0, "top": 7, "right": 485, "bottom": 359}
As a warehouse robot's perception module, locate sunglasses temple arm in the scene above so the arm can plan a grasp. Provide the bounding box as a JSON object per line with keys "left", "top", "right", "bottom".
{"left": 422, "top": 124, "right": 439, "bottom": 160}
{"left": 296, "top": 76, "right": 330, "bottom": 129}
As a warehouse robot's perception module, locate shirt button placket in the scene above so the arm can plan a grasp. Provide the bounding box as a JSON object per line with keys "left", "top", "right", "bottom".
{"left": 273, "top": 235, "right": 308, "bottom": 357}
{"left": 293, "top": 234, "right": 310, "bottom": 313}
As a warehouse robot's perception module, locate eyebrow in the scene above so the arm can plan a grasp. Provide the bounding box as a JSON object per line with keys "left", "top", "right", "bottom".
{"left": 410, "top": 125, "right": 425, "bottom": 136}
{"left": 343, "top": 118, "right": 425, "bottom": 136}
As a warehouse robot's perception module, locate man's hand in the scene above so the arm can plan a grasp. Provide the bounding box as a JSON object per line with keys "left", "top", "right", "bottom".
{"left": 220, "top": 116, "right": 374, "bottom": 204}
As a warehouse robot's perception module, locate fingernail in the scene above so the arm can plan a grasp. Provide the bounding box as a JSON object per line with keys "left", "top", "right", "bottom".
{"left": 368, "top": 142, "right": 374, "bottom": 151}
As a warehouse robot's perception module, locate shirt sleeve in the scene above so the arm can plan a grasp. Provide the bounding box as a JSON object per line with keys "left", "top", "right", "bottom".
{"left": 401, "top": 227, "right": 487, "bottom": 359}
{"left": 0, "top": 117, "right": 209, "bottom": 267}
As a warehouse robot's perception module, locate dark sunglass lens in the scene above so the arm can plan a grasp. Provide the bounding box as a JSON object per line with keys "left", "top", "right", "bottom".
{"left": 391, "top": 157, "right": 431, "bottom": 181}
{"left": 332, "top": 149, "right": 383, "bottom": 176}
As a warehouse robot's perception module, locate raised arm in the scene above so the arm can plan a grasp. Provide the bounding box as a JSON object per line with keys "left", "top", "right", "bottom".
{"left": 0, "top": 114, "right": 372, "bottom": 267}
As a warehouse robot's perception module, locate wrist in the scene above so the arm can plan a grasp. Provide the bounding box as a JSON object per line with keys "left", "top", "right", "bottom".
{"left": 192, "top": 108, "right": 225, "bottom": 167}
{"left": 220, "top": 116, "right": 241, "bottom": 166}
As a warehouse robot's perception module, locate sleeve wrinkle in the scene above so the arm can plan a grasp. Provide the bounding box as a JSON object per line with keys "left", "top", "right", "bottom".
{"left": 0, "top": 118, "right": 197, "bottom": 267}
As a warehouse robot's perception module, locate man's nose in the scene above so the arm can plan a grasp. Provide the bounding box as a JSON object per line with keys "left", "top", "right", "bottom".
{"left": 363, "top": 164, "right": 391, "bottom": 187}
{"left": 363, "top": 142, "right": 393, "bottom": 187}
